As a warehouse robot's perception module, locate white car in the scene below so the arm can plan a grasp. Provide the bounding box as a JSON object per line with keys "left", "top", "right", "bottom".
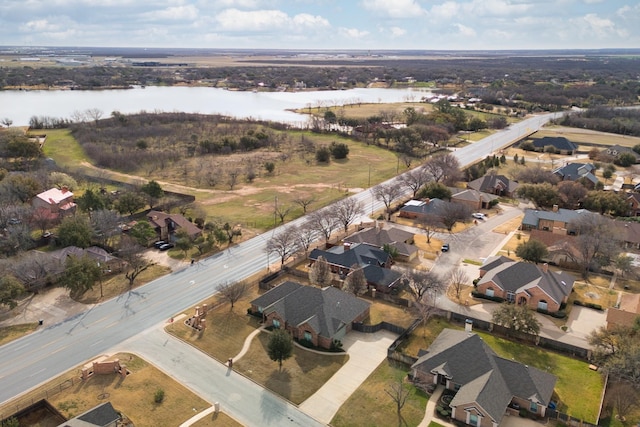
{"left": 472, "top": 213, "right": 486, "bottom": 219}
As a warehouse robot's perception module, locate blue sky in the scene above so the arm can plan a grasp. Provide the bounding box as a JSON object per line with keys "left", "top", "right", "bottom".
{"left": 1, "top": 0, "right": 638, "bottom": 50}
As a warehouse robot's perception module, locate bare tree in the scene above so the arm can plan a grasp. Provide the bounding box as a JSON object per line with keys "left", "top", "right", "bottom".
{"left": 274, "top": 204, "right": 293, "bottom": 224}
{"left": 1, "top": 118, "right": 13, "bottom": 127}
{"left": 398, "top": 166, "right": 431, "bottom": 198}
{"left": 371, "top": 183, "right": 403, "bottom": 220}
{"left": 10, "top": 252, "right": 56, "bottom": 292}
{"left": 217, "top": 281, "right": 248, "bottom": 310}
{"left": 403, "top": 270, "right": 444, "bottom": 304}
{"left": 333, "top": 198, "right": 363, "bottom": 233}
{"left": 226, "top": 168, "right": 241, "bottom": 190}
{"left": 265, "top": 226, "right": 300, "bottom": 269}
{"left": 342, "top": 264, "right": 367, "bottom": 296}
{"left": 437, "top": 201, "right": 471, "bottom": 232}
{"left": 292, "top": 222, "right": 317, "bottom": 254}
{"left": 308, "top": 209, "right": 338, "bottom": 243}
{"left": 85, "top": 108, "right": 104, "bottom": 125}
{"left": 118, "top": 236, "right": 154, "bottom": 288}
{"left": 385, "top": 375, "right": 413, "bottom": 417}
{"left": 293, "top": 196, "right": 316, "bottom": 214}
{"left": 309, "top": 255, "right": 333, "bottom": 287}
{"left": 29, "top": 206, "right": 57, "bottom": 235}
{"left": 419, "top": 214, "right": 443, "bottom": 243}
{"left": 568, "top": 214, "right": 622, "bottom": 279}
{"left": 448, "top": 267, "right": 469, "bottom": 301}
{"left": 423, "top": 153, "right": 461, "bottom": 185}
{"left": 605, "top": 382, "right": 639, "bottom": 422}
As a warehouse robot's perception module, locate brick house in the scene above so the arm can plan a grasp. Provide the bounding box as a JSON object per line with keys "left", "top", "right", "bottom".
{"left": 398, "top": 198, "right": 446, "bottom": 220}
{"left": 451, "top": 189, "right": 498, "bottom": 211}
{"left": 477, "top": 256, "right": 574, "bottom": 313}
{"left": 520, "top": 207, "right": 592, "bottom": 234}
{"left": 344, "top": 224, "right": 418, "bottom": 262}
{"left": 32, "top": 187, "right": 76, "bottom": 219}
{"left": 530, "top": 136, "right": 578, "bottom": 155}
{"left": 146, "top": 210, "right": 202, "bottom": 241}
{"left": 411, "top": 329, "right": 557, "bottom": 427}
{"left": 58, "top": 401, "right": 121, "bottom": 427}
{"left": 606, "top": 294, "right": 640, "bottom": 331}
{"left": 249, "top": 281, "right": 370, "bottom": 349}
{"left": 467, "top": 174, "right": 518, "bottom": 198}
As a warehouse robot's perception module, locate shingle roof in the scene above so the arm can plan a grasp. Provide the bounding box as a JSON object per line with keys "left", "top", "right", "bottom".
{"left": 309, "top": 242, "right": 390, "bottom": 269}
{"left": 58, "top": 402, "right": 120, "bottom": 427}
{"left": 521, "top": 207, "right": 592, "bottom": 228}
{"left": 553, "top": 163, "right": 598, "bottom": 184}
{"left": 451, "top": 188, "right": 499, "bottom": 204}
{"left": 147, "top": 210, "right": 202, "bottom": 237}
{"left": 412, "top": 329, "right": 556, "bottom": 424}
{"left": 251, "top": 281, "right": 371, "bottom": 339}
{"left": 531, "top": 136, "right": 578, "bottom": 151}
{"left": 399, "top": 198, "right": 446, "bottom": 215}
{"left": 467, "top": 175, "right": 518, "bottom": 195}
{"left": 345, "top": 226, "right": 418, "bottom": 257}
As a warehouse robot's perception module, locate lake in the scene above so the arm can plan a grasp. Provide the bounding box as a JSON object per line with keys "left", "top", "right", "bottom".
{"left": 1, "top": 86, "right": 435, "bottom": 127}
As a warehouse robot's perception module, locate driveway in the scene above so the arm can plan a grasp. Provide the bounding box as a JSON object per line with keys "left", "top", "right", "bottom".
{"left": 299, "top": 330, "right": 398, "bottom": 424}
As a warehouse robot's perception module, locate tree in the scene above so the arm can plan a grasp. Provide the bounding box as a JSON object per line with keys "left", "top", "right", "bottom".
{"left": 174, "top": 229, "right": 194, "bottom": 258}
{"left": 589, "top": 320, "right": 640, "bottom": 389}
{"left": 49, "top": 172, "right": 78, "bottom": 191}
{"left": 569, "top": 214, "right": 622, "bottom": 278}
{"left": 447, "top": 267, "right": 469, "bottom": 301}
{"left": 266, "top": 226, "right": 299, "bottom": 269}
{"left": 492, "top": 304, "right": 541, "bottom": 337}
{"left": 76, "top": 188, "right": 106, "bottom": 218}
{"left": 557, "top": 180, "right": 588, "bottom": 209}
{"left": 515, "top": 239, "right": 549, "bottom": 263}
{"left": 437, "top": 201, "right": 471, "bottom": 232}
{"left": 516, "top": 183, "right": 560, "bottom": 208}
{"left": 583, "top": 190, "right": 629, "bottom": 216}
{"left": 372, "top": 183, "right": 402, "bottom": 220}
{"left": 514, "top": 165, "right": 559, "bottom": 185}
{"left": 418, "top": 182, "right": 451, "bottom": 201}
{"left": 119, "top": 236, "right": 154, "bottom": 288}
{"left": 128, "top": 221, "right": 157, "bottom": 246}
{"left": 419, "top": 214, "right": 443, "bottom": 243}
{"left": 267, "top": 329, "right": 294, "bottom": 371}
{"left": 315, "top": 146, "right": 331, "bottom": 163}
{"left": 423, "top": 153, "right": 461, "bottom": 185}
{"left": 264, "top": 161, "right": 275, "bottom": 174}
{"left": 140, "top": 180, "right": 164, "bottom": 209}
{"left": 115, "top": 191, "right": 146, "bottom": 216}
{"left": 222, "top": 222, "right": 242, "bottom": 245}
{"left": 60, "top": 255, "right": 101, "bottom": 297}
{"left": 613, "top": 254, "right": 634, "bottom": 278}
{"left": 343, "top": 264, "right": 367, "bottom": 296}
{"left": 29, "top": 206, "right": 56, "bottom": 235}
{"left": 308, "top": 209, "right": 337, "bottom": 243}
{"left": 398, "top": 166, "right": 430, "bottom": 198}
{"left": 293, "top": 196, "right": 315, "bottom": 214}
{"left": 403, "top": 270, "right": 444, "bottom": 304}
{"left": 90, "top": 209, "right": 121, "bottom": 248}
{"left": 605, "top": 382, "right": 639, "bottom": 422}
{"left": 292, "top": 222, "right": 316, "bottom": 254}
{"left": 616, "top": 152, "right": 636, "bottom": 167}
{"left": 58, "top": 215, "right": 93, "bottom": 248}
{"left": 385, "top": 375, "right": 412, "bottom": 417}
{"left": 333, "top": 198, "right": 363, "bottom": 233}
{"left": 330, "top": 142, "right": 349, "bottom": 159}
{"left": 309, "top": 256, "right": 332, "bottom": 287}
{"left": 0, "top": 275, "right": 24, "bottom": 309}
{"left": 217, "top": 281, "right": 247, "bottom": 310}
{"left": 274, "top": 203, "right": 293, "bottom": 224}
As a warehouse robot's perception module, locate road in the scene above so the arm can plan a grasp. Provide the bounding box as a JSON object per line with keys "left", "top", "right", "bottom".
{"left": 0, "top": 111, "right": 563, "bottom": 414}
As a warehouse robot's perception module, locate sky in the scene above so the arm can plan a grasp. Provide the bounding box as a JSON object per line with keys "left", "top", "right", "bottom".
{"left": 1, "top": 0, "right": 638, "bottom": 51}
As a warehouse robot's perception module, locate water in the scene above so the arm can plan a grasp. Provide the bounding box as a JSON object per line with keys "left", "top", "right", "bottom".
{"left": 0, "top": 86, "right": 435, "bottom": 127}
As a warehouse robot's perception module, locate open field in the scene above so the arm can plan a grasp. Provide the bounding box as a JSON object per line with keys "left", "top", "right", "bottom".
{"left": 0, "top": 353, "right": 215, "bottom": 427}
{"left": 331, "top": 359, "right": 429, "bottom": 427}
{"left": 0, "top": 323, "right": 39, "bottom": 347}
{"left": 536, "top": 126, "right": 640, "bottom": 148}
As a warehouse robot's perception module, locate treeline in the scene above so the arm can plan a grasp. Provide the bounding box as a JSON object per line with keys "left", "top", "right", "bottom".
{"left": 558, "top": 107, "right": 640, "bottom": 137}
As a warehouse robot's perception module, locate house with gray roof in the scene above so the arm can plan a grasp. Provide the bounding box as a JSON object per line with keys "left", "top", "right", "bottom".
{"left": 451, "top": 188, "right": 498, "bottom": 211}
{"left": 530, "top": 136, "right": 578, "bottom": 155}
{"left": 521, "top": 207, "right": 592, "bottom": 234}
{"left": 249, "top": 281, "right": 370, "bottom": 349}
{"left": 477, "top": 256, "right": 574, "bottom": 313}
{"left": 552, "top": 162, "right": 598, "bottom": 186}
{"left": 344, "top": 225, "right": 418, "bottom": 261}
{"left": 398, "top": 198, "right": 446, "bottom": 220}
{"left": 58, "top": 402, "right": 120, "bottom": 427}
{"left": 602, "top": 145, "right": 640, "bottom": 164}
{"left": 309, "top": 242, "right": 402, "bottom": 293}
{"left": 467, "top": 174, "right": 518, "bottom": 198}
{"left": 411, "top": 329, "right": 556, "bottom": 427}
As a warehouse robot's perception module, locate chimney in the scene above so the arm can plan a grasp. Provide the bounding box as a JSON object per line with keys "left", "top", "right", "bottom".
{"left": 61, "top": 186, "right": 68, "bottom": 194}
{"left": 541, "top": 263, "right": 549, "bottom": 273}
{"left": 465, "top": 319, "right": 473, "bottom": 334}
{"left": 343, "top": 242, "right": 352, "bottom": 251}
{"left": 552, "top": 204, "right": 559, "bottom": 212}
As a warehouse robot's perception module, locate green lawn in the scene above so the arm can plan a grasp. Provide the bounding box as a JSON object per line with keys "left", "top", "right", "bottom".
{"left": 40, "top": 129, "right": 90, "bottom": 169}
{"left": 331, "top": 359, "right": 428, "bottom": 427}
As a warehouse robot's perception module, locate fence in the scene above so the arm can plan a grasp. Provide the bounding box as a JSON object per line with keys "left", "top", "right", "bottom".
{"left": 0, "top": 378, "right": 75, "bottom": 422}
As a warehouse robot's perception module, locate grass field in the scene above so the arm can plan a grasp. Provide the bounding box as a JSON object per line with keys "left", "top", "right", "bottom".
{"left": 0, "top": 323, "right": 39, "bottom": 346}
{"left": 40, "top": 129, "right": 90, "bottom": 169}
{"left": 331, "top": 359, "right": 429, "bottom": 427}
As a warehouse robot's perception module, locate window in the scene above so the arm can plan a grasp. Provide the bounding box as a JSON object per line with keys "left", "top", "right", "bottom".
{"left": 258, "top": 306, "right": 263, "bottom": 314}
{"left": 538, "top": 301, "right": 548, "bottom": 311}
{"left": 469, "top": 414, "right": 478, "bottom": 426}
{"left": 530, "top": 402, "right": 538, "bottom": 413}
{"left": 507, "top": 292, "right": 515, "bottom": 302}
{"left": 304, "top": 331, "right": 312, "bottom": 342}
{"left": 486, "top": 288, "right": 494, "bottom": 297}
{"left": 272, "top": 319, "right": 280, "bottom": 328}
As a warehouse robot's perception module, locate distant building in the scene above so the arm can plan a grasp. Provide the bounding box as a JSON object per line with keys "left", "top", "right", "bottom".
{"left": 530, "top": 136, "right": 578, "bottom": 155}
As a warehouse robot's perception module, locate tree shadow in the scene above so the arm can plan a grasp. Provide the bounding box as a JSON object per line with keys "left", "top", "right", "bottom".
{"left": 265, "top": 368, "right": 292, "bottom": 401}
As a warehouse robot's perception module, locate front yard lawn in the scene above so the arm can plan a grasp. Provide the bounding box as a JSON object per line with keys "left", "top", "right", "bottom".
{"left": 331, "top": 359, "right": 428, "bottom": 427}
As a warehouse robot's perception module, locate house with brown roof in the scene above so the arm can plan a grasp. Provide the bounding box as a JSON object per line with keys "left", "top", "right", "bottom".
{"left": 32, "top": 187, "right": 76, "bottom": 219}
{"left": 477, "top": 256, "right": 574, "bottom": 313}
{"left": 467, "top": 174, "right": 518, "bottom": 198}
{"left": 411, "top": 329, "right": 557, "bottom": 427}
{"left": 626, "top": 193, "right": 640, "bottom": 217}
{"left": 344, "top": 224, "right": 418, "bottom": 262}
{"left": 146, "top": 210, "right": 202, "bottom": 241}
{"left": 249, "top": 281, "right": 370, "bottom": 349}
{"left": 451, "top": 189, "right": 498, "bottom": 211}
{"left": 606, "top": 294, "right": 640, "bottom": 331}
{"left": 602, "top": 145, "right": 640, "bottom": 164}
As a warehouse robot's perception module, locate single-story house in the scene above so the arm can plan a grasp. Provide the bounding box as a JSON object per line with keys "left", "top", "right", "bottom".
{"left": 552, "top": 163, "right": 598, "bottom": 186}
{"left": 309, "top": 242, "right": 402, "bottom": 293}
{"left": 467, "top": 174, "right": 518, "bottom": 198}
{"left": 602, "top": 145, "right": 640, "bottom": 164}
{"left": 32, "top": 187, "right": 76, "bottom": 219}
{"left": 146, "top": 210, "right": 202, "bottom": 241}
{"left": 612, "top": 221, "right": 640, "bottom": 250}
{"left": 451, "top": 189, "right": 498, "bottom": 211}
{"left": 398, "top": 198, "right": 446, "bottom": 221}
{"left": 50, "top": 246, "right": 127, "bottom": 273}
{"left": 477, "top": 256, "right": 574, "bottom": 313}
{"left": 249, "top": 281, "right": 370, "bottom": 349}
{"left": 606, "top": 294, "right": 640, "bottom": 331}
{"left": 344, "top": 224, "right": 418, "bottom": 262}
{"left": 530, "top": 136, "right": 578, "bottom": 155}
{"left": 411, "top": 329, "right": 557, "bottom": 427}
{"left": 58, "top": 401, "right": 121, "bottom": 427}
{"left": 527, "top": 230, "right": 579, "bottom": 267}
{"left": 520, "top": 207, "right": 592, "bottom": 234}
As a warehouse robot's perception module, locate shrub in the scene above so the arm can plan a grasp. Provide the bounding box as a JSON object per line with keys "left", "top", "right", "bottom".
{"left": 315, "top": 146, "right": 331, "bottom": 163}
{"left": 471, "top": 291, "right": 505, "bottom": 303}
{"left": 330, "top": 142, "right": 349, "bottom": 159}
{"left": 154, "top": 388, "right": 165, "bottom": 403}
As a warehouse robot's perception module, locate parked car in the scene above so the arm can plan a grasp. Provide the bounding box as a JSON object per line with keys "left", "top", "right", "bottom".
{"left": 158, "top": 243, "right": 174, "bottom": 251}
{"left": 471, "top": 213, "right": 486, "bottom": 219}
{"left": 154, "top": 241, "right": 167, "bottom": 249}
{"left": 7, "top": 218, "right": 21, "bottom": 225}
{"left": 441, "top": 243, "right": 450, "bottom": 252}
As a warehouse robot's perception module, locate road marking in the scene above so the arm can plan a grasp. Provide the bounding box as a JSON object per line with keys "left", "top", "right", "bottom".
{"left": 28, "top": 368, "right": 46, "bottom": 378}
{"left": 89, "top": 339, "right": 103, "bottom": 347}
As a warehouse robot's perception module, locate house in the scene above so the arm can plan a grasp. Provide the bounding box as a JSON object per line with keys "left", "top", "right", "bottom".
{"left": 32, "top": 187, "right": 76, "bottom": 219}
{"left": 467, "top": 174, "right": 518, "bottom": 198}
{"left": 626, "top": 193, "right": 640, "bottom": 217}
{"left": 521, "top": 207, "right": 592, "bottom": 234}
{"left": 50, "top": 246, "right": 127, "bottom": 273}
{"left": 530, "top": 136, "right": 578, "bottom": 155}
{"left": 58, "top": 401, "right": 120, "bottom": 427}
{"left": 552, "top": 163, "right": 598, "bottom": 186}
{"left": 146, "top": 210, "right": 202, "bottom": 241}
{"left": 612, "top": 221, "right": 640, "bottom": 250}
{"left": 398, "top": 198, "right": 446, "bottom": 220}
{"left": 411, "top": 329, "right": 557, "bottom": 427}
{"left": 606, "top": 294, "right": 640, "bottom": 331}
{"left": 602, "top": 145, "right": 640, "bottom": 164}
{"left": 527, "top": 230, "right": 579, "bottom": 267}
{"left": 451, "top": 189, "right": 498, "bottom": 211}
{"left": 249, "top": 281, "right": 370, "bottom": 349}
{"left": 477, "top": 256, "right": 574, "bottom": 313}
{"left": 344, "top": 224, "right": 418, "bottom": 262}
{"left": 309, "top": 242, "right": 402, "bottom": 293}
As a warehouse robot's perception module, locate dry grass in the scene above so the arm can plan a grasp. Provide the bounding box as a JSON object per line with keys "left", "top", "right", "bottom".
{"left": 365, "top": 298, "right": 416, "bottom": 329}
{"left": 191, "top": 411, "right": 244, "bottom": 427}
{"left": 537, "top": 126, "right": 640, "bottom": 148}
{"left": 397, "top": 317, "right": 464, "bottom": 357}
{"left": 0, "top": 322, "right": 39, "bottom": 346}
{"left": 571, "top": 281, "right": 618, "bottom": 309}
{"left": 1, "top": 353, "right": 212, "bottom": 427}
{"left": 614, "top": 277, "right": 640, "bottom": 293}
{"left": 233, "top": 332, "right": 348, "bottom": 404}
{"left": 299, "top": 102, "right": 434, "bottom": 120}
{"left": 492, "top": 213, "right": 524, "bottom": 234}
{"left": 331, "top": 359, "right": 428, "bottom": 427}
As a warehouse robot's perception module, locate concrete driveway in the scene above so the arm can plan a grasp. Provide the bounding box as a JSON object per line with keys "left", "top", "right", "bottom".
{"left": 299, "top": 330, "right": 398, "bottom": 424}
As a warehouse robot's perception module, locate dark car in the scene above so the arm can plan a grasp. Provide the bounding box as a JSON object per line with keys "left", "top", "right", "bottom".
{"left": 158, "top": 243, "right": 174, "bottom": 251}
{"left": 441, "top": 243, "right": 450, "bottom": 252}
{"left": 154, "top": 241, "right": 167, "bottom": 249}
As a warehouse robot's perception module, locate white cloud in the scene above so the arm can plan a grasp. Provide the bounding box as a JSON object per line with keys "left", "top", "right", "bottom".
{"left": 21, "top": 19, "right": 59, "bottom": 32}
{"left": 361, "top": 0, "right": 425, "bottom": 18}
{"left": 581, "top": 13, "right": 616, "bottom": 37}
{"left": 339, "top": 27, "right": 369, "bottom": 39}
{"left": 292, "top": 13, "right": 330, "bottom": 30}
{"left": 214, "top": 8, "right": 329, "bottom": 33}
{"left": 455, "top": 23, "right": 476, "bottom": 38}
{"left": 430, "top": 1, "right": 460, "bottom": 20}
{"left": 141, "top": 5, "right": 199, "bottom": 21}
{"left": 389, "top": 26, "right": 407, "bottom": 37}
